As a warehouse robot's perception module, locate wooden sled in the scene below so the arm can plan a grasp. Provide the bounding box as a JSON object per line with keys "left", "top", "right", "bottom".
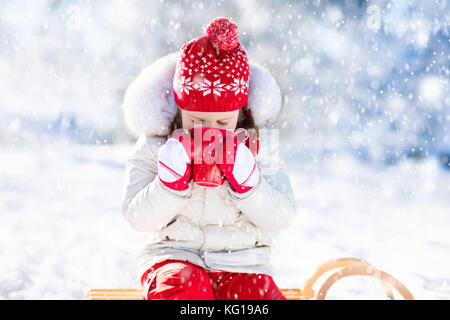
{"left": 88, "top": 257, "right": 414, "bottom": 300}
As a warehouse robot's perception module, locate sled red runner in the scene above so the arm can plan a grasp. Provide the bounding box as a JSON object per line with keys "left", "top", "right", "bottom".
{"left": 88, "top": 258, "right": 414, "bottom": 300}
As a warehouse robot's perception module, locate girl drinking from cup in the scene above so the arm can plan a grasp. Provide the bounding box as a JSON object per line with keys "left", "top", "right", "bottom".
{"left": 121, "top": 17, "right": 297, "bottom": 300}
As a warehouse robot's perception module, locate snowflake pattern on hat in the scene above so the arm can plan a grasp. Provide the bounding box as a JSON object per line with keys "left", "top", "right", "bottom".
{"left": 177, "top": 48, "right": 249, "bottom": 97}
{"left": 227, "top": 77, "right": 249, "bottom": 95}
{"left": 198, "top": 79, "right": 226, "bottom": 96}
{"left": 175, "top": 76, "right": 195, "bottom": 95}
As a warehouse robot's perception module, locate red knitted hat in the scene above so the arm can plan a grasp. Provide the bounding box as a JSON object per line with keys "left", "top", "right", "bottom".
{"left": 173, "top": 17, "right": 249, "bottom": 112}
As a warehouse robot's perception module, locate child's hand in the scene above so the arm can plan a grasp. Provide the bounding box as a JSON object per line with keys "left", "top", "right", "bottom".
{"left": 216, "top": 135, "right": 260, "bottom": 194}
{"left": 157, "top": 138, "right": 192, "bottom": 191}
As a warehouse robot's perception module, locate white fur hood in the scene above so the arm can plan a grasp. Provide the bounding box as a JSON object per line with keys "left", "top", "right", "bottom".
{"left": 122, "top": 52, "right": 283, "bottom": 137}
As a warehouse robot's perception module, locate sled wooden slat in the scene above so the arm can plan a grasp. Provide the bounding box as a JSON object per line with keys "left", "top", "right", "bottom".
{"left": 88, "top": 289, "right": 142, "bottom": 300}
{"left": 280, "top": 288, "right": 303, "bottom": 300}
{"left": 87, "top": 288, "right": 303, "bottom": 300}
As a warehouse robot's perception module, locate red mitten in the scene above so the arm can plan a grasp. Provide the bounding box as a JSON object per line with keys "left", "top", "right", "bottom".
{"left": 157, "top": 137, "right": 192, "bottom": 191}
{"left": 217, "top": 130, "right": 260, "bottom": 194}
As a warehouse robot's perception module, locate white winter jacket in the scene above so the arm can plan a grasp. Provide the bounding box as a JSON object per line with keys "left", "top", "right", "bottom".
{"left": 120, "top": 52, "right": 298, "bottom": 278}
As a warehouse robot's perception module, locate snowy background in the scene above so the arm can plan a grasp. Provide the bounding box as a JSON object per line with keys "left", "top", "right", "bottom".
{"left": 1, "top": 0, "right": 449, "bottom": 299}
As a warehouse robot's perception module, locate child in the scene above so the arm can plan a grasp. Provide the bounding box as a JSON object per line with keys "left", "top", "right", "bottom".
{"left": 121, "top": 17, "right": 297, "bottom": 300}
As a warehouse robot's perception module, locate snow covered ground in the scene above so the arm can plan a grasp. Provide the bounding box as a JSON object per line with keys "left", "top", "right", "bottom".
{"left": 1, "top": 0, "right": 449, "bottom": 301}
{"left": 1, "top": 140, "right": 449, "bottom": 299}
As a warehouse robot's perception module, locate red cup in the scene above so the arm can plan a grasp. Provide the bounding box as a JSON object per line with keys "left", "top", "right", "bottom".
{"left": 189, "top": 127, "right": 224, "bottom": 187}
{"left": 189, "top": 126, "right": 249, "bottom": 187}
{"left": 171, "top": 126, "right": 250, "bottom": 187}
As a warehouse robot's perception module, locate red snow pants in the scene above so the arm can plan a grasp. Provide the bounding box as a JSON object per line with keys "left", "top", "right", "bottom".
{"left": 141, "top": 259, "right": 286, "bottom": 300}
